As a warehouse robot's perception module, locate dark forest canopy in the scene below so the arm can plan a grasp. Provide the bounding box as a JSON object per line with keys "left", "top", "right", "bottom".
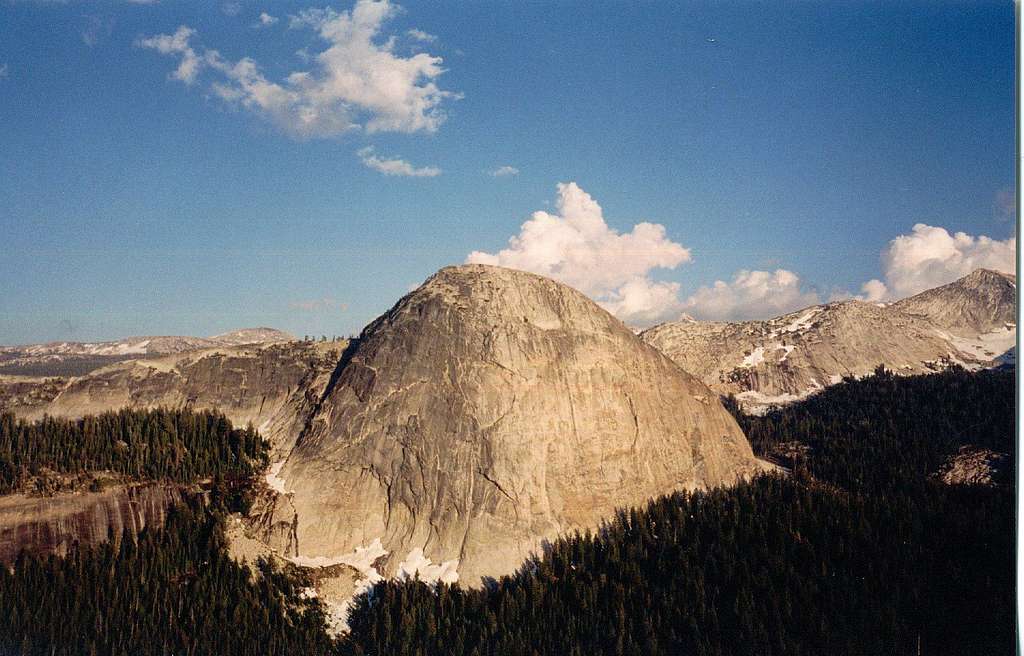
{"left": 0, "top": 367, "right": 1015, "bottom": 655}
{"left": 341, "top": 475, "right": 1012, "bottom": 656}
{"left": 0, "top": 501, "right": 336, "bottom": 656}
{"left": 338, "top": 367, "right": 1015, "bottom": 656}
{"left": 727, "top": 365, "right": 1014, "bottom": 492}
{"left": 0, "top": 407, "right": 270, "bottom": 494}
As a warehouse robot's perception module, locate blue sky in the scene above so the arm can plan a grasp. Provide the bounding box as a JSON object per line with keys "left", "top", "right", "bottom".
{"left": 0, "top": 0, "right": 1015, "bottom": 344}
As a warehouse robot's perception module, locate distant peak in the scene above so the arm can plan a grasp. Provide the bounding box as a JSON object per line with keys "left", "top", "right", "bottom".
{"left": 438, "top": 263, "right": 499, "bottom": 274}
{"left": 209, "top": 328, "right": 295, "bottom": 344}
{"left": 434, "top": 263, "right": 546, "bottom": 282}
{"left": 966, "top": 268, "right": 1015, "bottom": 282}
{"left": 421, "top": 264, "right": 591, "bottom": 299}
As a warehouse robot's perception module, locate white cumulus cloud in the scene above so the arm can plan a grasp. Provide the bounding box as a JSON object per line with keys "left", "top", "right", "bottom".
{"left": 255, "top": 12, "right": 279, "bottom": 27}
{"left": 682, "top": 269, "right": 821, "bottom": 322}
{"left": 857, "top": 278, "right": 888, "bottom": 303}
{"left": 138, "top": 0, "right": 458, "bottom": 139}
{"left": 867, "top": 223, "right": 1016, "bottom": 300}
{"left": 467, "top": 182, "right": 692, "bottom": 326}
{"left": 601, "top": 278, "right": 688, "bottom": 326}
{"left": 357, "top": 146, "right": 440, "bottom": 177}
{"left": 490, "top": 165, "right": 519, "bottom": 177}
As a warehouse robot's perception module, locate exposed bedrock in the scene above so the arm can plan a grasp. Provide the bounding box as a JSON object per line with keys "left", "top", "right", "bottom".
{"left": 269, "top": 264, "right": 762, "bottom": 583}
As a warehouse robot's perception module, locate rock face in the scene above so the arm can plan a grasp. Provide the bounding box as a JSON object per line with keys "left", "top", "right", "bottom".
{"left": 269, "top": 264, "right": 762, "bottom": 583}
{"left": 891, "top": 269, "right": 1017, "bottom": 365}
{"left": 5, "top": 341, "right": 343, "bottom": 454}
{"left": 892, "top": 269, "right": 1015, "bottom": 335}
{"left": 934, "top": 446, "right": 1010, "bottom": 487}
{"left": 0, "top": 340, "right": 334, "bottom": 569}
{"left": 641, "top": 269, "right": 1016, "bottom": 408}
{"left": 0, "top": 375, "right": 66, "bottom": 415}
{"left": 0, "top": 340, "right": 336, "bottom": 575}
{"left": 0, "top": 484, "right": 187, "bottom": 563}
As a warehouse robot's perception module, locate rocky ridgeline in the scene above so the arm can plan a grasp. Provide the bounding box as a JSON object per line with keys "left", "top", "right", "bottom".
{"left": 0, "top": 327, "right": 296, "bottom": 377}
{"left": 642, "top": 269, "right": 1016, "bottom": 408}
{"left": 5, "top": 341, "right": 344, "bottom": 456}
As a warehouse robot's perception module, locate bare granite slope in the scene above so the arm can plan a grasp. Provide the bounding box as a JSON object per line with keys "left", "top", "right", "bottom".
{"left": 641, "top": 269, "right": 1016, "bottom": 407}
{"left": 891, "top": 269, "right": 1015, "bottom": 335}
{"left": 265, "top": 264, "right": 763, "bottom": 584}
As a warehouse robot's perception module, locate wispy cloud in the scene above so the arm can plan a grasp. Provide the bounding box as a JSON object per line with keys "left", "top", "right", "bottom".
{"left": 253, "top": 12, "right": 278, "bottom": 27}
{"left": 995, "top": 187, "right": 1016, "bottom": 221}
{"left": 357, "top": 146, "right": 440, "bottom": 177}
{"left": 290, "top": 298, "right": 348, "bottom": 312}
{"left": 0, "top": 64, "right": 8, "bottom": 80}
{"left": 490, "top": 165, "right": 519, "bottom": 177}
{"left": 406, "top": 28, "right": 436, "bottom": 43}
{"left": 138, "top": 0, "right": 459, "bottom": 139}
{"left": 137, "top": 26, "right": 201, "bottom": 84}
{"left": 81, "top": 15, "right": 114, "bottom": 47}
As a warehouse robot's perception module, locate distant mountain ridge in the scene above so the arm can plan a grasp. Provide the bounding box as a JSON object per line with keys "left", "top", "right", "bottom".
{"left": 641, "top": 269, "right": 1016, "bottom": 408}
{"left": 0, "top": 328, "right": 295, "bottom": 377}
{"left": 208, "top": 328, "right": 297, "bottom": 347}
{"left": 5, "top": 327, "right": 294, "bottom": 353}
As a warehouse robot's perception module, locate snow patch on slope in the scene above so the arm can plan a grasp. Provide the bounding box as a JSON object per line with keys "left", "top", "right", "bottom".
{"left": 287, "top": 542, "right": 463, "bottom": 634}
{"left": 288, "top": 538, "right": 388, "bottom": 570}
{"left": 946, "top": 325, "right": 1016, "bottom": 361}
{"left": 397, "top": 548, "right": 460, "bottom": 584}
{"left": 111, "top": 340, "right": 151, "bottom": 355}
{"left": 739, "top": 343, "right": 795, "bottom": 369}
{"left": 265, "top": 461, "right": 292, "bottom": 494}
{"left": 288, "top": 538, "right": 389, "bottom": 635}
{"left": 741, "top": 347, "right": 765, "bottom": 368}
{"left": 781, "top": 307, "right": 821, "bottom": 334}
{"left": 736, "top": 385, "right": 822, "bottom": 414}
